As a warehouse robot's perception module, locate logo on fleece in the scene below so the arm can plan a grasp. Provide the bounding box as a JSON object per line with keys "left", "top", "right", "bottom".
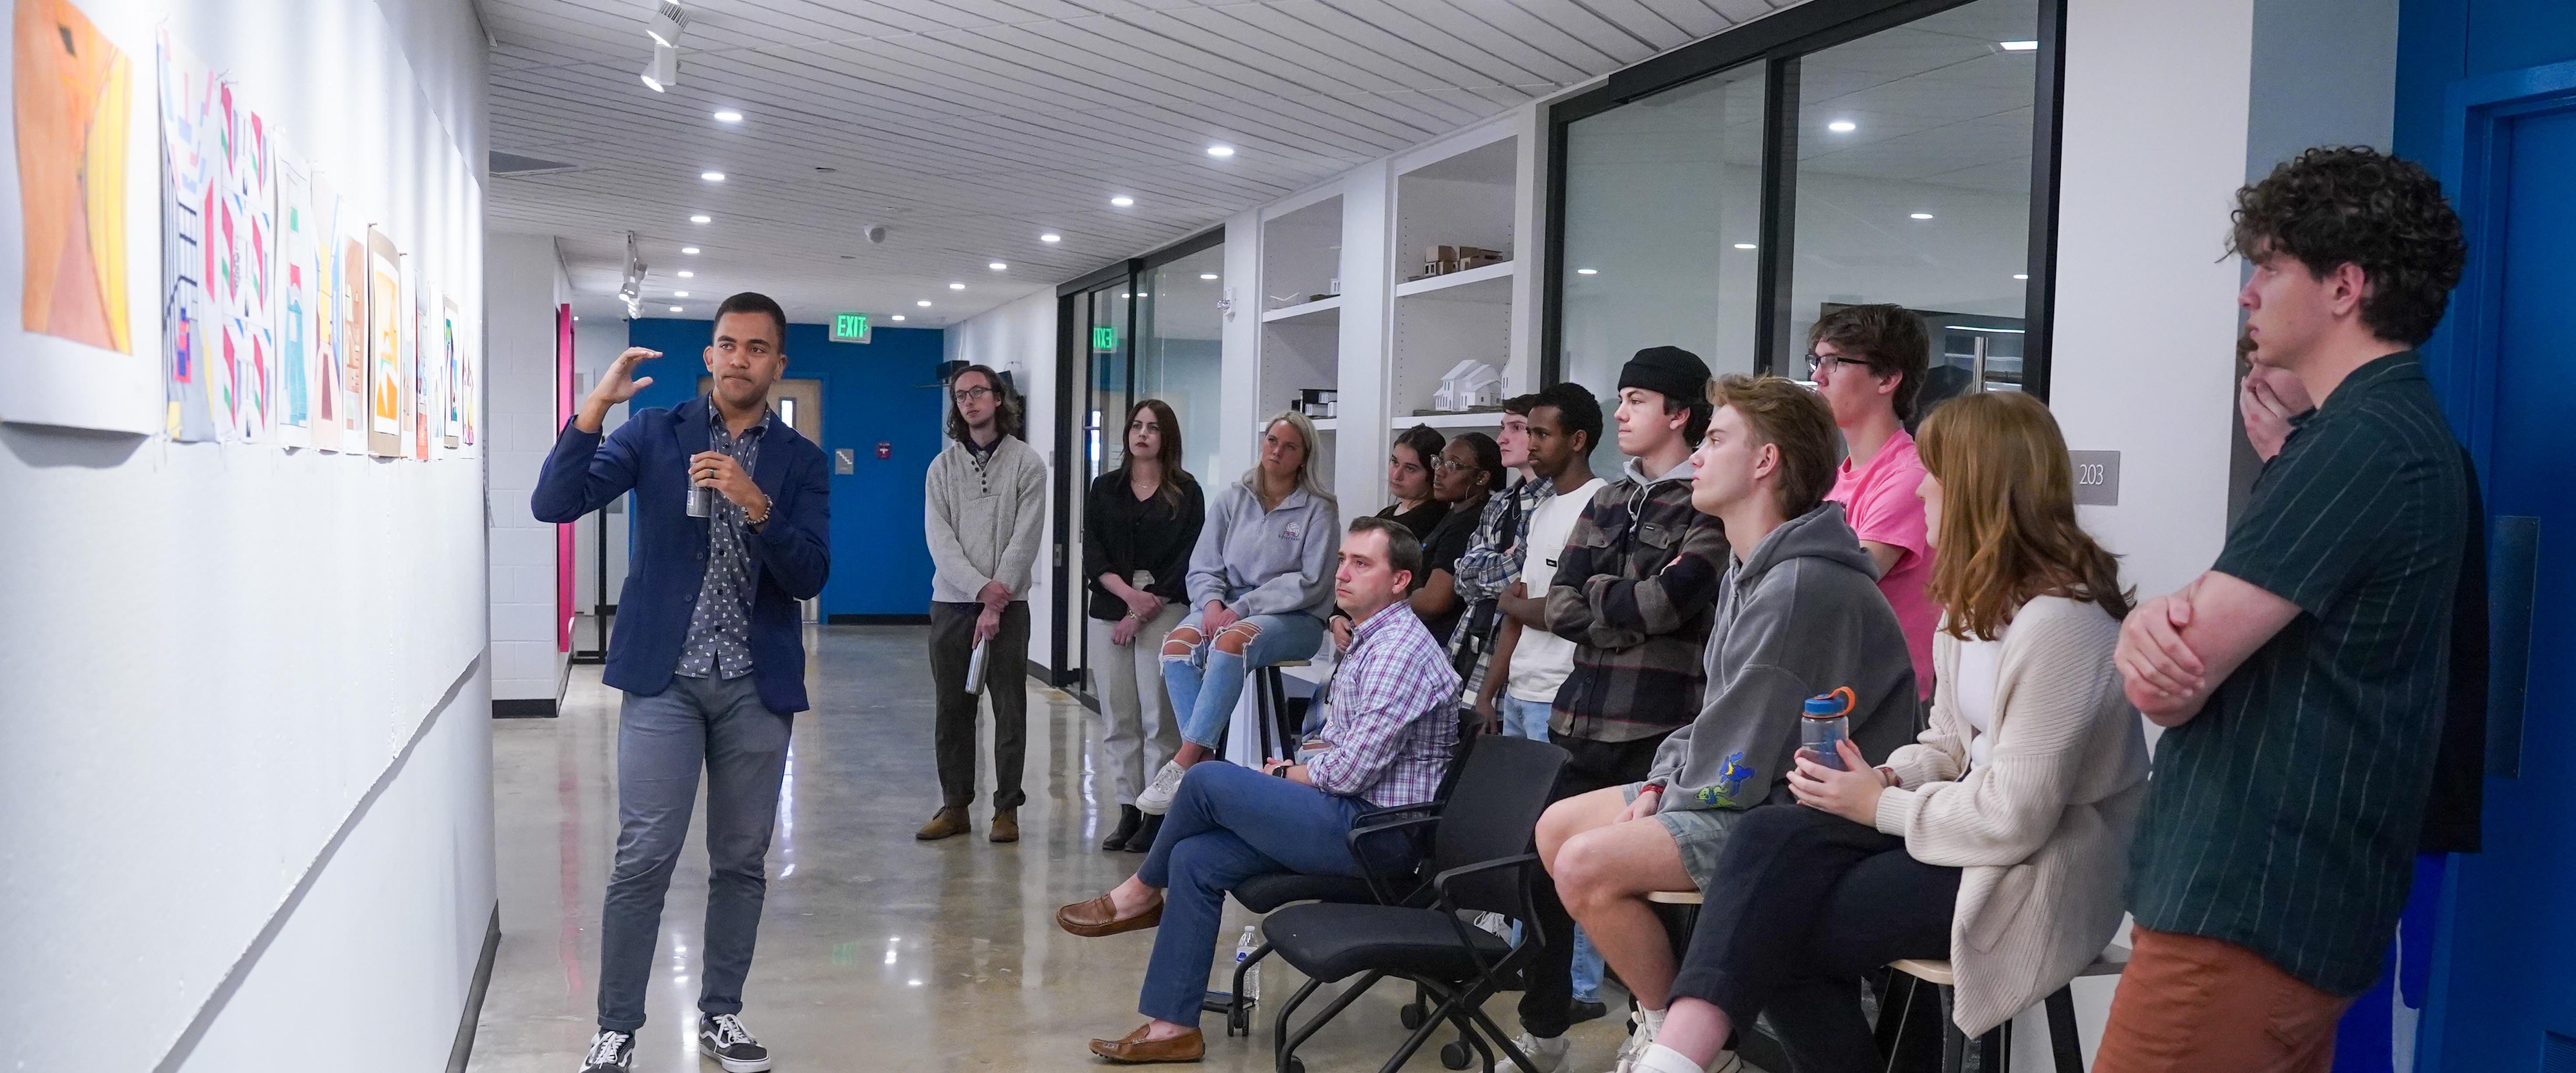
{"left": 1691, "top": 752, "right": 1757, "bottom": 808}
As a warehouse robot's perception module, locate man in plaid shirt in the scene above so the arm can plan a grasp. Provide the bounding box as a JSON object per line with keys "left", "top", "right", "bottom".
{"left": 1447, "top": 393, "right": 1548, "bottom": 722}
{"left": 1056, "top": 517, "right": 1461, "bottom": 1064}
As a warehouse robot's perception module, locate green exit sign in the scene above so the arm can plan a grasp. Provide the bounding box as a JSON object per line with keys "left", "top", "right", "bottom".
{"left": 1092, "top": 325, "right": 1117, "bottom": 351}
{"left": 830, "top": 313, "right": 871, "bottom": 343}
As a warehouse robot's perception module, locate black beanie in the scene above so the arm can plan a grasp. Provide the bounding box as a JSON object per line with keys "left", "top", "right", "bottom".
{"left": 1617, "top": 346, "right": 1711, "bottom": 403}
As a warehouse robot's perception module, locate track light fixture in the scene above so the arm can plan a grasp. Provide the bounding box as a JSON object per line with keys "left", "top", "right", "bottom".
{"left": 648, "top": 2, "right": 690, "bottom": 48}
{"left": 641, "top": 42, "right": 678, "bottom": 92}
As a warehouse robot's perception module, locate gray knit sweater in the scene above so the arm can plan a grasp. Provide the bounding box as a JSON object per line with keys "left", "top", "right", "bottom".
{"left": 924, "top": 435, "right": 1048, "bottom": 604}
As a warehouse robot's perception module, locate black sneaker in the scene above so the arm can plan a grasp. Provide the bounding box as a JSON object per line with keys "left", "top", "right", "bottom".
{"left": 700, "top": 1013, "right": 773, "bottom": 1072}
{"left": 577, "top": 1029, "right": 633, "bottom": 1072}
{"left": 1568, "top": 998, "right": 1609, "bottom": 1025}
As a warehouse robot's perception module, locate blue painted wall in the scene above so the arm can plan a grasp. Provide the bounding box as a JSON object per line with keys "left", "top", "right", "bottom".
{"left": 625, "top": 317, "right": 946, "bottom": 618}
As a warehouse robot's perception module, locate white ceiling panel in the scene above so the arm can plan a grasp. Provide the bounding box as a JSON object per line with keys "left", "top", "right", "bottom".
{"left": 485, "top": 0, "right": 1825, "bottom": 325}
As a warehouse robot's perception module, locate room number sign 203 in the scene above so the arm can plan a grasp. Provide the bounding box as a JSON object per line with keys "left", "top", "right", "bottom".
{"left": 2070, "top": 450, "right": 2121, "bottom": 507}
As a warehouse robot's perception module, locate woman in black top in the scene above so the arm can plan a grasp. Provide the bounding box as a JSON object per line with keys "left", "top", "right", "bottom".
{"left": 1374, "top": 423, "right": 1449, "bottom": 540}
{"left": 1411, "top": 433, "right": 1505, "bottom": 643}
{"left": 1083, "top": 399, "right": 1205, "bottom": 852}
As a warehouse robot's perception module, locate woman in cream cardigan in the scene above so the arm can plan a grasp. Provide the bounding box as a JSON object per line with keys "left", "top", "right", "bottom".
{"left": 1632, "top": 391, "right": 2151, "bottom": 1073}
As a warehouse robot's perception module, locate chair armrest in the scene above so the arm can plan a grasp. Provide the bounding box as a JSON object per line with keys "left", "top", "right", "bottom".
{"left": 1430, "top": 852, "right": 1541, "bottom": 899}
{"left": 1354, "top": 801, "right": 1443, "bottom": 825}
{"left": 1427, "top": 853, "right": 1544, "bottom": 977}
{"left": 1348, "top": 814, "right": 1443, "bottom": 905}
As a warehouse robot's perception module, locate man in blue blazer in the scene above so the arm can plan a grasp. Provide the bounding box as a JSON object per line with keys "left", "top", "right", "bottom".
{"left": 532, "top": 291, "right": 828, "bottom": 1073}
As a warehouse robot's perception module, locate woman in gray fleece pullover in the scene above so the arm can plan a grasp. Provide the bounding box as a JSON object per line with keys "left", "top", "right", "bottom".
{"left": 1132, "top": 412, "right": 1341, "bottom": 816}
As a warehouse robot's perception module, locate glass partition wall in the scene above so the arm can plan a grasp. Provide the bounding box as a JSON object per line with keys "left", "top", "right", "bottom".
{"left": 1548, "top": 0, "right": 2060, "bottom": 414}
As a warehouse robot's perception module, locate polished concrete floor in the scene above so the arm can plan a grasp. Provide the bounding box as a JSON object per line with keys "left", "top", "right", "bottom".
{"left": 470, "top": 625, "right": 1640, "bottom": 1072}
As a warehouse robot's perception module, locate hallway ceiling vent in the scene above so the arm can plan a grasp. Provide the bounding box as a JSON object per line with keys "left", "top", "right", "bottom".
{"left": 491, "top": 149, "right": 579, "bottom": 177}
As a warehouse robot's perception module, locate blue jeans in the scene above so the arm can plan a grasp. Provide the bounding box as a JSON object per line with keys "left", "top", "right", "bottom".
{"left": 1162, "top": 610, "right": 1326, "bottom": 750}
{"left": 1135, "top": 763, "right": 1388, "bottom": 1025}
{"left": 1498, "top": 694, "right": 1555, "bottom": 742}
{"left": 598, "top": 674, "right": 792, "bottom": 1032}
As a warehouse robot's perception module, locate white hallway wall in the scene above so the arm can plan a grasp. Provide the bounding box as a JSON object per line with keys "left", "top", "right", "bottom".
{"left": 0, "top": 0, "right": 495, "bottom": 1071}
{"left": 485, "top": 235, "right": 572, "bottom": 705}
{"left": 945, "top": 288, "right": 1060, "bottom": 666}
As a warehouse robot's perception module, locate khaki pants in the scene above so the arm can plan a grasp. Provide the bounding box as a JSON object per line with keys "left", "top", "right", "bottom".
{"left": 1085, "top": 603, "right": 1185, "bottom": 804}
{"left": 2093, "top": 926, "right": 2353, "bottom": 1073}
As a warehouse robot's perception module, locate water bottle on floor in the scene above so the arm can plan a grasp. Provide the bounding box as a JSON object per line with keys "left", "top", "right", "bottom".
{"left": 1237, "top": 925, "right": 1261, "bottom": 1002}
{"left": 1800, "top": 686, "right": 1856, "bottom": 771}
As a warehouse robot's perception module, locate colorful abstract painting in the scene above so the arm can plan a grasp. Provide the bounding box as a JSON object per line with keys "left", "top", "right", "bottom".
{"left": 212, "top": 80, "right": 274, "bottom": 440}
{"left": 273, "top": 147, "right": 312, "bottom": 448}
{"left": 15, "top": 0, "right": 130, "bottom": 354}
{"left": 459, "top": 300, "right": 475, "bottom": 447}
{"left": 410, "top": 263, "right": 429, "bottom": 460}
{"left": 155, "top": 28, "right": 218, "bottom": 441}
{"left": 322, "top": 174, "right": 365, "bottom": 450}
{"left": 365, "top": 225, "right": 399, "bottom": 455}
{"left": 441, "top": 294, "right": 461, "bottom": 448}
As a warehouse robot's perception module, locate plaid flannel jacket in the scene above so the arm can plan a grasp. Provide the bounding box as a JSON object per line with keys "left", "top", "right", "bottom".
{"left": 1543, "top": 471, "right": 1727, "bottom": 742}
{"left": 1308, "top": 603, "right": 1461, "bottom": 808}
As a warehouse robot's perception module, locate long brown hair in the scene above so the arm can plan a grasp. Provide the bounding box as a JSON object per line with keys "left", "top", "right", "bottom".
{"left": 1119, "top": 398, "right": 1197, "bottom": 511}
{"left": 1917, "top": 392, "right": 2133, "bottom": 640}
{"left": 945, "top": 364, "right": 1024, "bottom": 442}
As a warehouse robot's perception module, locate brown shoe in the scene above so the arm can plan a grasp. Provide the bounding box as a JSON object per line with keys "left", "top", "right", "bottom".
{"left": 990, "top": 808, "right": 1020, "bottom": 843}
{"left": 1088, "top": 1024, "right": 1204, "bottom": 1064}
{"left": 1056, "top": 892, "right": 1163, "bottom": 938}
{"left": 914, "top": 806, "right": 970, "bottom": 841}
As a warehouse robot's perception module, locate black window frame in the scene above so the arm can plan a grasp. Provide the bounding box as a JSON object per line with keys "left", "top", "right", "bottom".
{"left": 1542, "top": 0, "right": 2068, "bottom": 401}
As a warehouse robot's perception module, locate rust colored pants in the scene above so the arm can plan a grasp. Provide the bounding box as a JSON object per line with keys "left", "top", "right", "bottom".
{"left": 2093, "top": 926, "right": 2354, "bottom": 1073}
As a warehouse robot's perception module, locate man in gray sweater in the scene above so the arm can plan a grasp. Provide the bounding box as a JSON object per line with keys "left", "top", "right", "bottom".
{"left": 918, "top": 364, "right": 1049, "bottom": 844}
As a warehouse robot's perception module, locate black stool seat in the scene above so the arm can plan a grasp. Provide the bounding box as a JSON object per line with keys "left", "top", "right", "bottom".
{"left": 1266, "top": 903, "right": 1513, "bottom": 985}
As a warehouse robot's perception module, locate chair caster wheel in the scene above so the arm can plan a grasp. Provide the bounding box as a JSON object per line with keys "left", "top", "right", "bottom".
{"left": 1441, "top": 1040, "right": 1473, "bottom": 1069}
{"left": 1286, "top": 1057, "right": 1306, "bottom": 1073}
{"left": 1400, "top": 1002, "right": 1426, "bottom": 1029}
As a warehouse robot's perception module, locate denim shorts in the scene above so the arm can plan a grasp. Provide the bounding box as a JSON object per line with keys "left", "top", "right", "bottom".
{"left": 1623, "top": 781, "right": 1738, "bottom": 896}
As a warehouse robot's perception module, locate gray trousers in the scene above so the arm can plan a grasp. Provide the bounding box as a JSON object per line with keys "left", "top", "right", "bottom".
{"left": 597, "top": 673, "right": 792, "bottom": 1033}
{"left": 1086, "top": 603, "right": 1187, "bottom": 804}
{"left": 929, "top": 600, "right": 1031, "bottom": 810}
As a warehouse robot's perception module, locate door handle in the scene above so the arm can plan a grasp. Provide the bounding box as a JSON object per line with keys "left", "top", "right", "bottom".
{"left": 2488, "top": 515, "right": 2538, "bottom": 779}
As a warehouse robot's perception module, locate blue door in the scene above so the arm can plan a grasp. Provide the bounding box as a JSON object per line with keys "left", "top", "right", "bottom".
{"left": 2420, "top": 62, "right": 2576, "bottom": 1073}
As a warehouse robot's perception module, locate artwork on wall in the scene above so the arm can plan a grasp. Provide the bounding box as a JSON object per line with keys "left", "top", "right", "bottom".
{"left": 1, "top": 0, "right": 154, "bottom": 433}
{"left": 459, "top": 297, "right": 475, "bottom": 447}
{"left": 212, "top": 79, "right": 273, "bottom": 441}
{"left": 326, "top": 178, "right": 366, "bottom": 450}
{"left": 365, "top": 225, "right": 399, "bottom": 456}
{"left": 304, "top": 171, "right": 341, "bottom": 450}
{"left": 410, "top": 263, "right": 430, "bottom": 460}
{"left": 272, "top": 144, "right": 312, "bottom": 448}
{"left": 155, "top": 27, "right": 218, "bottom": 441}
{"left": 441, "top": 294, "right": 461, "bottom": 448}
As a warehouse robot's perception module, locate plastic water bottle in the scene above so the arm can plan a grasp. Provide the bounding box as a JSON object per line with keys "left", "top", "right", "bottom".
{"left": 1236, "top": 926, "right": 1262, "bottom": 1002}
{"left": 1800, "top": 686, "right": 1856, "bottom": 771}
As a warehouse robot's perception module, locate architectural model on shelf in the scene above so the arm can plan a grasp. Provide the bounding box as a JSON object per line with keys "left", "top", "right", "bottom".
{"left": 1389, "top": 133, "right": 1518, "bottom": 435}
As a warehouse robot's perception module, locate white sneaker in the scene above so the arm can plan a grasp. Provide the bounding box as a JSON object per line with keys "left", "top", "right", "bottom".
{"left": 1630, "top": 1042, "right": 1743, "bottom": 1073}
{"left": 1135, "top": 760, "right": 1187, "bottom": 816}
{"left": 1498, "top": 1032, "right": 1570, "bottom": 1072}
{"left": 1610, "top": 1010, "right": 1660, "bottom": 1073}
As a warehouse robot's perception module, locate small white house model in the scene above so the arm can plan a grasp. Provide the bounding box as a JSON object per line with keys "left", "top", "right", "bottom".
{"left": 1432, "top": 360, "right": 1502, "bottom": 412}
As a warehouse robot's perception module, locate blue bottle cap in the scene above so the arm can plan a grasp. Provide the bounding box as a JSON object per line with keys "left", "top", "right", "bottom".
{"left": 1804, "top": 687, "right": 1855, "bottom": 716}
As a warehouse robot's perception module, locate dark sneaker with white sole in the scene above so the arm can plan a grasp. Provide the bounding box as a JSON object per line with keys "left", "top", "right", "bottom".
{"left": 577, "top": 1029, "right": 633, "bottom": 1072}
{"left": 700, "top": 1013, "right": 773, "bottom": 1072}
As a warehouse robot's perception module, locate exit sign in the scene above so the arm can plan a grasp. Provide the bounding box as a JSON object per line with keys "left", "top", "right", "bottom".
{"left": 1092, "top": 325, "right": 1116, "bottom": 351}
{"left": 831, "top": 313, "right": 871, "bottom": 343}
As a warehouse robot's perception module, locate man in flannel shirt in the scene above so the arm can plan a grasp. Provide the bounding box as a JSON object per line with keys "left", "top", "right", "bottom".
{"left": 1055, "top": 517, "right": 1461, "bottom": 1063}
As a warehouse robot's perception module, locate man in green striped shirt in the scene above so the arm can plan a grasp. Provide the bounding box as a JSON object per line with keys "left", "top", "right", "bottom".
{"left": 2098, "top": 147, "right": 2469, "bottom": 1073}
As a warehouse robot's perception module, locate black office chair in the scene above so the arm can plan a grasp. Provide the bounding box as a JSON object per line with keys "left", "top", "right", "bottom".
{"left": 1260, "top": 734, "right": 1570, "bottom": 1073}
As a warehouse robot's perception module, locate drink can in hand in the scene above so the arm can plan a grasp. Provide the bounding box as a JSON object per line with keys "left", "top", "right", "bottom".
{"left": 686, "top": 481, "right": 717, "bottom": 518}
{"left": 1800, "top": 686, "right": 1857, "bottom": 771}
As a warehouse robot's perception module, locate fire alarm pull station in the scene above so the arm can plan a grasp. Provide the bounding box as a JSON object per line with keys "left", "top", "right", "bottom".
{"left": 876, "top": 441, "right": 892, "bottom": 460}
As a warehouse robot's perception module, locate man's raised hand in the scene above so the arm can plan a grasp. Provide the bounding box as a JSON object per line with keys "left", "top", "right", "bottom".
{"left": 576, "top": 347, "right": 662, "bottom": 432}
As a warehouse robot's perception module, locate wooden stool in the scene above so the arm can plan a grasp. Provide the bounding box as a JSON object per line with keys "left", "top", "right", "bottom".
{"left": 1255, "top": 660, "right": 1310, "bottom": 760}
{"left": 1885, "top": 946, "right": 2128, "bottom": 1073}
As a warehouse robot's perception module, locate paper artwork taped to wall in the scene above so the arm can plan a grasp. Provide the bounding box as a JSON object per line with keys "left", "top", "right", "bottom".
{"left": 365, "top": 226, "right": 399, "bottom": 456}
{"left": 441, "top": 295, "right": 461, "bottom": 448}
{"left": 272, "top": 145, "right": 313, "bottom": 448}
{"left": 2, "top": 0, "right": 154, "bottom": 434}
{"left": 210, "top": 80, "right": 274, "bottom": 441}
{"left": 316, "top": 173, "right": 365, "bottom": 450}
{"left": 155, "top": 28, "right": 219, "bottom": 441}
{"left": 458, "top": 296, "right": 475, "bottom": 447}
{"left": 410, "top": 264, "right": 430, "bottom": 460}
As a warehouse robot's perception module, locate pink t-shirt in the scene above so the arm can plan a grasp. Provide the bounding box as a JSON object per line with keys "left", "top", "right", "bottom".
{"left": 1826, "top": 430, "right": 1937, "bottom": 699}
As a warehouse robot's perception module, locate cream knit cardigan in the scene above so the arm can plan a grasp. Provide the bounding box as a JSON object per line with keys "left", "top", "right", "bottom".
{"left": 1872, "top": 594, "right": 2151, "bottom": 1036}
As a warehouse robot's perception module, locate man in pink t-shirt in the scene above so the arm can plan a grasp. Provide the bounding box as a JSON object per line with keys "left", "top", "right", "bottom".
{"left": 1806, "top": 305, "right": 1938, "bottom": 698}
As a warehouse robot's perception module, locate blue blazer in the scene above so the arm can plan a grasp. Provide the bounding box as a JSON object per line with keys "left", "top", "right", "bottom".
{"left": 532, "top": 395, "right": 832, "bottom": 713}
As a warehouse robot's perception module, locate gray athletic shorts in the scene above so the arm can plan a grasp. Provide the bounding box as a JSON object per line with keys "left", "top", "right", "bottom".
{"left": 1622, "top": 781, "right": 1739, "bottom": 896}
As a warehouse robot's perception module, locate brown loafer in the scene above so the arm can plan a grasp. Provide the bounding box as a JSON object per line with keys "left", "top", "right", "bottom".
{"left": 1056, "top": 892, "right": 1163, "bottom": 938}
{"left": 990, "top": 808, "right": 1019, "bottom": 844}
{"left": 914, "top": 806, "right": 970, "bottom": 841}
{"left": 1088, "top": 1024, "right": 1204, "bottom": 1064}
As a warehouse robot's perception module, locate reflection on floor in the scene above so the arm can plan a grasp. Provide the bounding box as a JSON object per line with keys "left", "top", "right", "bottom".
{"left": 469, "top": 625, "right": 1637, "bottom": 1072}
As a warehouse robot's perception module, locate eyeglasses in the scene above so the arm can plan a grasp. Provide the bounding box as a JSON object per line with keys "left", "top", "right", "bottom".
{"left": 1431, "top": 457, "right": 1469, "bottom": 473}
{"left": 952, "top": 385, "right": 997, "bottom": 403}
{"left": 1805, "top": 351, "right": 1867, "bottom": 376}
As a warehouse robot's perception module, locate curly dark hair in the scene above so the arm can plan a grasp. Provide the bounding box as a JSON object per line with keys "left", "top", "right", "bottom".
{"left": 2228, "top": 146, "right": 2465, "bottom": 346}
{"left": 944, "top": 364, "right": 1024, "bottom": 442}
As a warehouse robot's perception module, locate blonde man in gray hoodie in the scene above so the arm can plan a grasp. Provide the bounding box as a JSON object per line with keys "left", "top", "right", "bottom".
{"left": 918, "top": 365, "right": 1048, "bottom": 844}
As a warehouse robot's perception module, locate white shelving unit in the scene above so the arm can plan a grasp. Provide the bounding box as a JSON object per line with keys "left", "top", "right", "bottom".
{"left": 1259, "top": 295, "right": 1342, "bottom": 325}
{"left": 1389, "top": 134, "right": 1519, "bottom": 446}
{"left": 1393, "top": 260, "right": 1514, "bottom": 301}
{"left": 1258, "top": 191, "right": 1346, "bottom": 492}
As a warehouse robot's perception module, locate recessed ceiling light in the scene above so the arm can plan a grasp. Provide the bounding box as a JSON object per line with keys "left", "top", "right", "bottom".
{"left": 917, "top": 300, "right": 932, "bottom": 307}
{"left": 1576, "top": 267, "right": 1598, "bottom": 275}
{"left": 690, "top": 214, "right": 711, "bottom": 223}
{"left": 1040, "top": 233, "right": 1061, "bottom": 243}
{"left": 713, "top": 109, "right": 744, "bottom": 123}
{"left": 677, "top": 270, "right": 694, "bottom": 278}
{"left": 1120, "top": 293, "right": 1131, "bottom": 299}
{"left": 891, "top": 315, "right": 905, "bottom": 321}
{"left": 1910, "top": 212, "right": 1934, "bottom": 220}
{"left": 2014, "top": 273, "right": 2030, "bottom": 280}
{"left": 949, "top": 282, "right": 965, "bottom": 290}
{"left": 1999, "top": 39, "right": 2038, "bottom": 51}
{"left": 682, "top": 246, "right": 700, "bottom": 254}
{"left": 1110, "top": 196, "right": 1134, "bottom": 207}
{"left": 674, "top": 291, "right": 689, "bottom": 297}
{"left": 1827, "top": 120, "right": 1857, "bottom": 133}
{"left": 988, "top": 262, "right": 1007, "bottom": 271}
{"left": 1137, "top": 292, "right": 1148, "bottom": 298}
{"left": 1206, "top": 145, "right": 1235, "bottom": 157}
{"left": 669, "top": 305, "right": 683, "bottom": 313}
{"left": 1733, "top": 243, "right": 1757, "bottom": 250}
{"left": 701, "top": 171, "right": 725, "bottom": 182}
{"left": 572, "top": 315, "right": 580, "bottom": 321}
{"left": 1200, "top": 273, "right": 1219, "bottom": 280}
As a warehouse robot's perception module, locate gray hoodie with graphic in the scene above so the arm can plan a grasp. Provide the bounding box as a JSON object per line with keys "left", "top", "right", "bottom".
{"left": 1646, "top": 501, "right": 1922, "bottom": 813}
